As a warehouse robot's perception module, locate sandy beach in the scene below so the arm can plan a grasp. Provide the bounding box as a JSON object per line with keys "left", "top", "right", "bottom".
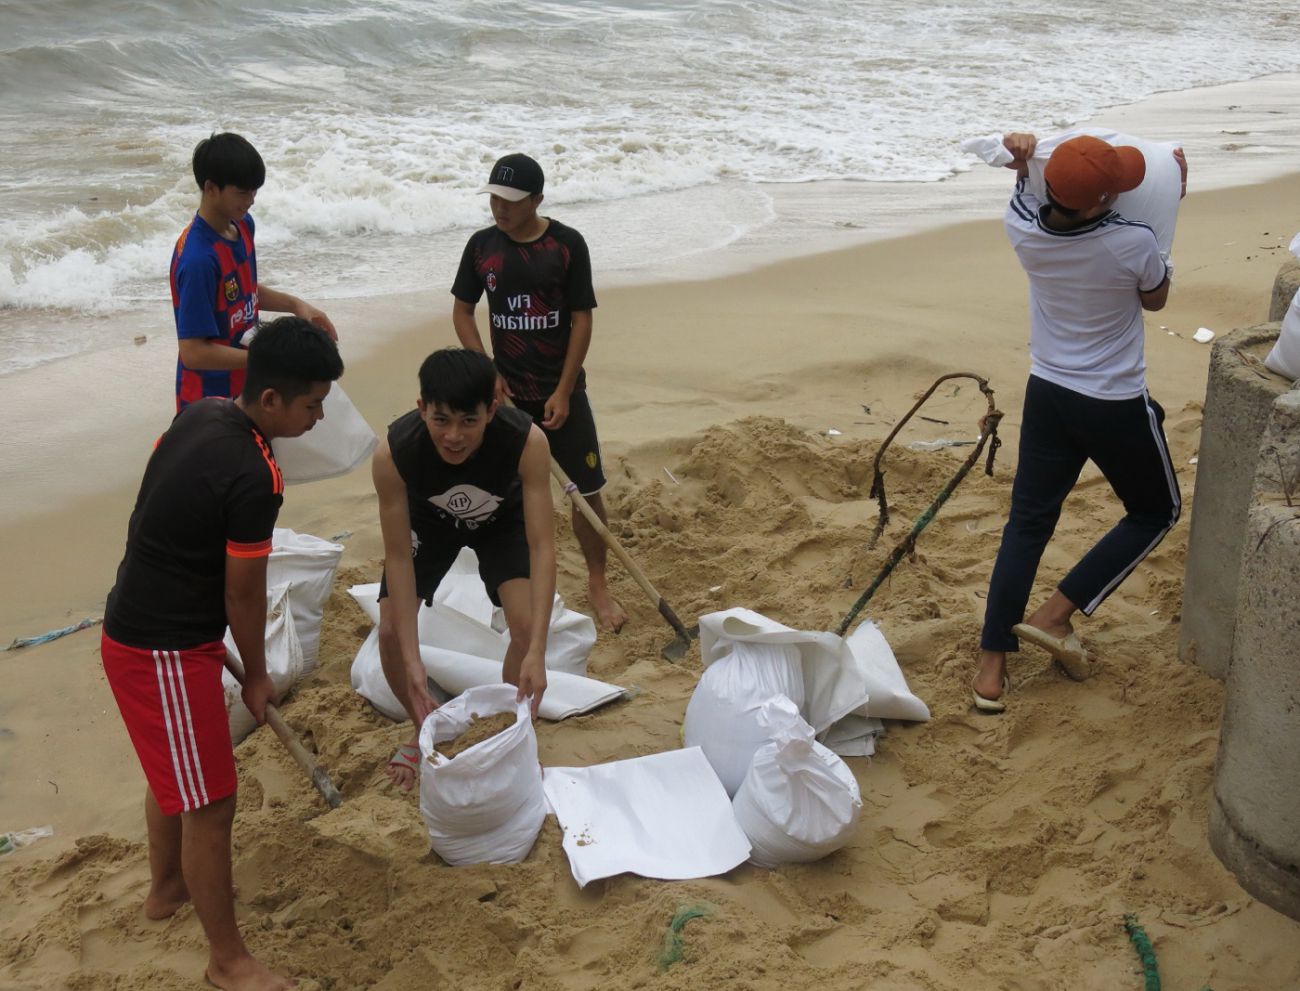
{"left": 4, "top": 133, "right": 1300, "bottom": 988}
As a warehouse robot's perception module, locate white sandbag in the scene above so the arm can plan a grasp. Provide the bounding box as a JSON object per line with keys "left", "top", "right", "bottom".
{"left": 1265, "top": 288, "right": 1300, "bottom": 381}
{"left": 417, "top": 684, "right": 546, "bottom": 865}
{"left": 698, "top": 608, "right": 865, "bottom": 733}
{"left": 961, "top": 127, "right": 1183, "bottom": 254}
{"left": 683, "top": 639, "right": 806, "bottom": 796}
{"left": 348, "top": 627, "right": 625, "bottom": 722}
{"left": 844, "top": 621, "right": 930, "bottom": 723}
{"left": 270, "top": 384, "right": 377, "bottom": 485}
{"left": 733, "top": 696, "right": 862, "bottom": 867}
{"left": 345, "top": 559, "right": 595, "bottom": 676}
{"left": 267, "top": 528, "right": 343, "bottom": 673}
{"left": 543, "top": 747, "right": 752, "bottom": 887}
{"left": 222, "top": 582, "right": 303, "bottom": 743}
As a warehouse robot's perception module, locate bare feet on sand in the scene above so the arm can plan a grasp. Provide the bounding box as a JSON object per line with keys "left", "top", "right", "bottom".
{"left": 206, "top": 955, "right": 296, "bottom": 990}
{"left": 590, "top": 586, "right": 627, "bottom": 633}
{"left": 143, "top": 876, "right": 190, "bottom": 920}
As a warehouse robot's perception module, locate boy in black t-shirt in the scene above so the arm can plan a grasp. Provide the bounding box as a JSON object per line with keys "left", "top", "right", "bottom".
{"left": 373, "top": 348, "right": 556, "bottom": 790}
{"left": 451, "top": 153, "right": 628, "bottom": 633}
{"left": 102, "top": 317, "right": 342, "bottom": 991}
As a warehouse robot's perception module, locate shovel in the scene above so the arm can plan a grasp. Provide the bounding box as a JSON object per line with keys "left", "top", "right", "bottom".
{"left": 224, "top": 650, "right": 343, "bottom": 809}
{"left": 548, "top": 458, "right": 697, "bottom": 662}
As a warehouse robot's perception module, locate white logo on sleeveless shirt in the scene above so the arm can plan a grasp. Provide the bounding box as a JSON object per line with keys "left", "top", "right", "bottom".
{"left": 428, "top": 484, "right": 503, "bottom": 529}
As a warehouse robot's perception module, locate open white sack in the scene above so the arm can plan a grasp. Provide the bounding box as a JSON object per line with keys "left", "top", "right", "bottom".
{"left": 349, "top": 627, "right": 625, "bottom": 722}
{"left": 267, "top": 528, "right": 343, "bottom": 673}
{"left": 348, "top": 546, "right": 596, "bottom": 677}
{"left": 682, "top": 640, "right": 806, "bottom": 796}
{"left": 418, "top": 684, "right": 546, "bottom": 866}
{"left": 542, "top": 747, "right": 751, "bottom": 888}
{"left": 732, "top": 697, "right": 862, "bottom": 867}
{"left": 960, "top": 127, "right": 1183, "bottom": 254}
{"left": 222, "top": 582, "right": 302, "bottom": 743}
{"left": 270, "top": 384, "right": 377, "bottom": 485}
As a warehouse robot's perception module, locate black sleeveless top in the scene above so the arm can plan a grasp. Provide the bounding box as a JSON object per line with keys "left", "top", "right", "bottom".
{"left": 387, "top": 404, "right": 532, "bottom": 532}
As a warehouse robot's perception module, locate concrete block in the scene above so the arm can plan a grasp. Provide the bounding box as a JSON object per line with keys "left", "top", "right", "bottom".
{"left": 1269, "top": 258, "right": 1300, "bottom": 322}
{"left": 1209, "top": 503, "right": 1300, "bottom": 921}
{"left": 1179, "top": 325, "right": 1290, "bottom": 678}
{"left": 1252, "top": 391, "right": 1300, "bottom": 501}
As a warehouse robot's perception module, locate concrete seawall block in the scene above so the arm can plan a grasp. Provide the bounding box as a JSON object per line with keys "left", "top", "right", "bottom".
{"left": 1178, "top": 325, "right": 1291, "bottom": 679}
{"left": 1269, "top": 258, "right": 1300, "bottom": 323}
{"left": 1209, "top": 502, "right": 1300, "bottom": 921}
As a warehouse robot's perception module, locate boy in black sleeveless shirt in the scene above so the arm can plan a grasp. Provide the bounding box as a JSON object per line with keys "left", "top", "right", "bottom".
{"left": 373, "top": 348, "right": 556, "bottom": 789}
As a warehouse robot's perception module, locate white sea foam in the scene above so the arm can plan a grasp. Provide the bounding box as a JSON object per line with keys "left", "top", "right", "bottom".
{"left": 1, "top": 0, "right": 1298, "bottom": 373}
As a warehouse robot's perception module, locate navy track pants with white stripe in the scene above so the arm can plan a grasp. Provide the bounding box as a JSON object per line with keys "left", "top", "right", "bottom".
{"left": 980, "top": 375, "right": 1182, "bottom": 653}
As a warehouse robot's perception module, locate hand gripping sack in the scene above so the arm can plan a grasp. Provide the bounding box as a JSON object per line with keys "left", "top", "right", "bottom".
{"left": 732, "top": 696, "right": 862, "bottom": 867}
{"left": 270, "top": 384, "right": 377, "bottom": 485}
{"left": 222, "top": 582, "right": 303, "bottom": 743}
{"left": 417, "top": 684, "right": 546, "bottom": 865}
{"left": 682, "top": 640, "right": 806, "bottom": 797}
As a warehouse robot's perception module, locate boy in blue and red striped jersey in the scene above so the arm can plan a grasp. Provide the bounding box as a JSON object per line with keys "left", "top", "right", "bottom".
{"left": 170, "top": 132, "right": 338, "bottom": 411}
{"left": 102, "top": 317, "right": 342, "bottom": 990}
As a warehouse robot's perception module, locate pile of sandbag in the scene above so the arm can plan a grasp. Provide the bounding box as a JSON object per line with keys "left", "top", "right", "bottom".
{"left": 682, "top": 607, "right": 926, "bottom": 865}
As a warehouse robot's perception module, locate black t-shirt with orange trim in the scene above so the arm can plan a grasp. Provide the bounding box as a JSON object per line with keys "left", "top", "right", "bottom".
{"left": 105, "top": 398, "right": 284, "bottom": 649}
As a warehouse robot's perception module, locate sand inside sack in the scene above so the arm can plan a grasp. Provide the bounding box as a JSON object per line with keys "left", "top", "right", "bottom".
{"left": 433, "top": 711, "right": 517, "bottom": 760}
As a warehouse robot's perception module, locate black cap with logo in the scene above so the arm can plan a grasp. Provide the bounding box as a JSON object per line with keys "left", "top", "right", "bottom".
{"left": 478, "top": 153, "right": 544, "bottom": 202}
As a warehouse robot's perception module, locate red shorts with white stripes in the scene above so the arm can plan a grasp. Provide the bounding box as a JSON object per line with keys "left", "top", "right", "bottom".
{"left": 100, "top": 631, "right": 236, "bottom": 815}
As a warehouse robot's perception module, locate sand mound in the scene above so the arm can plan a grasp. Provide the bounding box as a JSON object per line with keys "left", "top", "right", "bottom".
{"left": 4, "top": 412, "right": 1297, "bottom": 990}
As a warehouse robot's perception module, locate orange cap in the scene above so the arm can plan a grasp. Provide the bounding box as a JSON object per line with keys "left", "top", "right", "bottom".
{"left": 1043, "top": 135, "right": 1146, "bottom": 211}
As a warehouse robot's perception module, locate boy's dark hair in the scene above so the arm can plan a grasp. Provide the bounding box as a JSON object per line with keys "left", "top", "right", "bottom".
{"left": 242, "top": 317, "right": 343, "bottom": 403}
{"left": 193, "top": 132, "right": 266, "bottom": 191}
{"left": 418, "top": 348, "right": 497, "bottom": 412}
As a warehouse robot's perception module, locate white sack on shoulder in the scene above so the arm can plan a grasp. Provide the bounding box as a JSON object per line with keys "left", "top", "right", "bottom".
{"left": 271, "top": 384, "right": 377, "bottom": 485}
{"left": 268, "top": 528, "right": 343, "bottom": 672}
{"left": 1265, "top": 288, "right": 1300, "bottom": 381}
{"left": 733, "top": 696, "right": 862, "bottom": 868}
{"left": 223, "top": 582, "right": 302, "bottom": 743}
{"left": 417, "top": 684, "right": 546, "bottom": 866}
{"left": 961, "top": 127, "right": 1183, "bottom": 254}
{"left": 683, "top": 639, "right": 805, "bottom": 797}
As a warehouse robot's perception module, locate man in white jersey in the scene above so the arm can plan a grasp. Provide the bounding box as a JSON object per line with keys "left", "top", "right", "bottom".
{"left": 972, "top": 133, "right": 1186, "bottom": 712}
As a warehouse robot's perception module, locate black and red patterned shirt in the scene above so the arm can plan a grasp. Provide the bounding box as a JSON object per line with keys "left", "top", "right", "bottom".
{"left": 451, "top": 219, "right": 597, "bottom": 401}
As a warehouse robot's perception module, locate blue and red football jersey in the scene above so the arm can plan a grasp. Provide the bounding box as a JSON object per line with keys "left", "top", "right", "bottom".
{"left": 169, "top": 213, "right": 260, "bottom": 410}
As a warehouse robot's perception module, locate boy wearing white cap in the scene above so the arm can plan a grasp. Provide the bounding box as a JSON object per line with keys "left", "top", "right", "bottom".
{"left": 451, "top": 153, "right": 628, "bottom": 633}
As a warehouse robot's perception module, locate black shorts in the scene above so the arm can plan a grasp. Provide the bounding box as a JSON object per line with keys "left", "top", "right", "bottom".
{"left": 513, "top": 390, "right": 606, "bottom": 496}
{"left": 378, "top": 512, "right": 530, "bottom": 607}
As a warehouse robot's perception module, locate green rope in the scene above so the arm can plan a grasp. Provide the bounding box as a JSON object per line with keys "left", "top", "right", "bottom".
{"left": 658, "top": 904, "right": 711, "bottom": 970}
{"left": 1124, "top": 915, "right": 1161, "bottom": 991}
{"left": 1122, "top": 915, "right": 1215, "bottom": 991}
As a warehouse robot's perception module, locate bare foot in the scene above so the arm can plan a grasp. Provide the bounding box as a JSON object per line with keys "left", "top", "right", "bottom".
{"left": 143, "top": 876, "right": 190, "bottom": 920}
{"left": 384, "top": 739, "right": 420, "bottom": 791}
{"left": 590, "top": 586, "right": 628, "bottom": 633}
{"left": 206, "top": 955, "right": 296, "bottom": 990}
